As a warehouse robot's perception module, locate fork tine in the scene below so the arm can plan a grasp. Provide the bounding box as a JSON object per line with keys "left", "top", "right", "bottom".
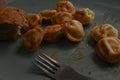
{"left": 40, "top": 53, "right": 60, "bottom": 67}
{"left": 32, "top": 62, "right": 54, "bottom": 77}
{"left": 38, "top": 55, "right": 58, "bottom": 70}
{"left": 35, "top": 58, "right": 56, "bottom": 73}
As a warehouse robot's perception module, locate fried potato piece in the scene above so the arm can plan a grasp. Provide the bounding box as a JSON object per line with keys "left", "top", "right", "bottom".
{"left": 74, "top": 8, "right": 95, "bottom": 25}
{"left": 40, "top": 9, "right": 57, "bottom": 20}
{"left": 90, "top": 24, "right": 118, "bottom": 41}
{"left": 23, "top": 13, "right": 42, "bottom": 31}
{"left": 22, "top": 26, "right": 44, "bottom": 51}
{"left": 63, "top": 20, "right": 85, "bottom": 42}
{"left": 44, "top": 24, "right": 64, "bottom": 43}
{"left": 51, "top": 12, "right": 73, "bottom": 24}
{"left": 97, "top": 37, "right": 120, "bottom": 63}
{"left": 56, "top": 0, "right": 76, "bottom": 14}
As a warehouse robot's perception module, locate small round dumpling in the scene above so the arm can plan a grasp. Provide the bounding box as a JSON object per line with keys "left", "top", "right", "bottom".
{"left": 90, "top": 24, "right": 118, "bottom": 41}
{"left": 56, "top": 0, "right": 76, "bottom": 14}
{"left": 51, "top": 12, "right": 73, "bottom": 24}
{"left": 44, "top": 24, "right": 64, "bottom": 43}
{"left": 23, "top": 13, "right": 42, "bottom": 31}
{"left": 97, "top": 37, "right": 120, "bottom": 63}
{"left": 74, "top": 8, "right": 95, "bottom": 25}
{"left": 63, "top": 20, "right": 85, "bottom": 42}
{"left": 40, "top": 9, "right": 57, "bottom": 20}
{"left": 22, "top": 26, "right": 44, "bottom": 52}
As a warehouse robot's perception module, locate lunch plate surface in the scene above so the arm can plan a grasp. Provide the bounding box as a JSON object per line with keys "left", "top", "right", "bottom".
{"left": 0, "top": 0, "right": 120, "bottom": 80}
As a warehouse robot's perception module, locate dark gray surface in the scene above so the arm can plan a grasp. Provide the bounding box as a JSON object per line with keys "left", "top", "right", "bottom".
{"left": 0, "top": 0, "right": 120, "bottom": 80}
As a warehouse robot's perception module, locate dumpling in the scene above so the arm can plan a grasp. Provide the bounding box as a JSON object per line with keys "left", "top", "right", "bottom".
{"left": 90, "top": 24, "right": 118, "bottom": 41}
{"left": 74, "top": 8, "right": 95, "bottom": 25}
{"left": 56, "top": 0, "right": 76, "bottom": 14}
{"left": 44, "top": 24, "right": 64, "bottom": 43}
{"left": 22, "top": 26, "right": 44, "bottom": 51}
{"left": 51, "top": 12, "right": 73, "bottom": 24}
{"left": 23, "top": 13, "right": 42, "bottom": 31}
{"left": 40, "top": 9, "right": 57, "bottom": 21}
{"left": 63, "top": 20, "right": 85, "bottom": 42}
{"left": 97, "top": 37, "right": 120, "bottom": 63}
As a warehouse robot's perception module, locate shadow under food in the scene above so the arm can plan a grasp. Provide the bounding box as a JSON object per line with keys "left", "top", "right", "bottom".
{"left": 86, "top": 36, "right": 97, "bottom": 49}
{"left": 16, "top": 43, "right": 35, "bottom": 58}
{"left": 91, "top": 51, "right": 120, "bottom": 69}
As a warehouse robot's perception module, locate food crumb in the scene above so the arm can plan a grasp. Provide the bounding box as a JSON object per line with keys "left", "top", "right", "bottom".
{"left": 86, "top": 44, "right": 89, "bottom": 48}
{"left": 69, "top": 53, "right": 84, "bottom": 61}
{"left": 88, "top": 71, "right": 91, "bottom": 75}
{"left": 50, "top": 51, "right": 58, "bottom": 59}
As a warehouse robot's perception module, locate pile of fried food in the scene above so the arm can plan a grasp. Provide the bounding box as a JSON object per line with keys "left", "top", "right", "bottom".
{"left": 0, "top": 0, "right": 120, "bottom": 64}
{"left": 22, "top": 0, "right": 95, "bottom": 51}
{"left": 90, "top": 24, "right": 120, "bottom": 64}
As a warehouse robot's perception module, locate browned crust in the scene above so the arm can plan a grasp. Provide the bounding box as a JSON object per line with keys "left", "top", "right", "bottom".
{"left": 0, "top": 6, "right": 25, "bottom": 26}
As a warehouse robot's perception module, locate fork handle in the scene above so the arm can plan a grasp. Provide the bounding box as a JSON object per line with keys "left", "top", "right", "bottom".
{"left": 55, "top": 65, "right": 95, "bottom": 80}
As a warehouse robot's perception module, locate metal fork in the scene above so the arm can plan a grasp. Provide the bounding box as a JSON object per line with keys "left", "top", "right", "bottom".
{"left": 33, "top": 53, "right": 96, "bottom": 80}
